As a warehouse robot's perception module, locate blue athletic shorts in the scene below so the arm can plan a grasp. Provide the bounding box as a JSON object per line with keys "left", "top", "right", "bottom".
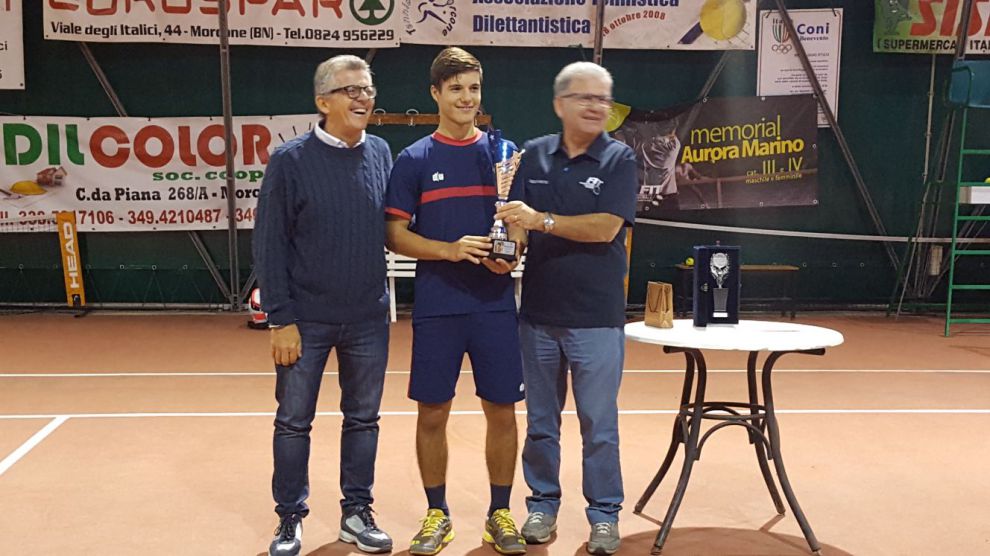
{"left": 409, "top": 311, "right": 525, "bottom": 404}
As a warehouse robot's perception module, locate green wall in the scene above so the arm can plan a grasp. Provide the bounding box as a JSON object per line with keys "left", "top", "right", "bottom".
{"left": 0, "top": 1, "right": 981, "bottom": 307}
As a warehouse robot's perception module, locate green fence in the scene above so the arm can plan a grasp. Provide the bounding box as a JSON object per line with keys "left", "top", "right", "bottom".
{"left": 0, "top": 1, "right": 978, "bottom": 308}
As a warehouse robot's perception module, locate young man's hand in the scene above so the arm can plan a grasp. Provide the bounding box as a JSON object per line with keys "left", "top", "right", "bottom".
{"left": 271, "top": 324, "right": 302, "bottom": 366}
{"left": 442, "top": 235, "right": 492, "bottom": 264}
{"left": 481, "top": 257, "right": 516, "bottom": 275}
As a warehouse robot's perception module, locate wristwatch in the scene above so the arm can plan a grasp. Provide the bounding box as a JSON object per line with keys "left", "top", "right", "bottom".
{"left": 542, "top": 212, "right": 556, "bottom": 234}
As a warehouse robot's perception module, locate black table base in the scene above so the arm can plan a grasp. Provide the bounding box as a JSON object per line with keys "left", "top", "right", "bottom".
{"left": 634, "top": 346, "right": 825, "bottom": 555}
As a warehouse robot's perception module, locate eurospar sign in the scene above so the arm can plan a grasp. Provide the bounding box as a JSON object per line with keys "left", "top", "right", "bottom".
{"left": 44, "top": 0, "right": 400, "bottom": 47}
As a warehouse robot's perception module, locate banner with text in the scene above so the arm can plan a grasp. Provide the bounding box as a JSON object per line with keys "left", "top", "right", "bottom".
{"left": 0, "top": 115, "right": 318, "bottom": 232}
{"left": 757, "top": 9, "right": 842, "bottom": 128}
{"left": 400, "top": 0, "right": 756, "bottom": 50}
{"left": 609, "top": 95, "right": 818, "bottom": 214}
{"left": 43, "top": 0, "right": 399, "bottom": 47}
{"left": 0, "top": 0, "right": 25, "bottom": 90}
{"left": 874, "top": 0, "right": 990, "bottom": 54}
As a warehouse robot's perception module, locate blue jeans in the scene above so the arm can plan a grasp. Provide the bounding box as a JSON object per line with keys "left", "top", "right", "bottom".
{"left": 272, "top": 316, "right": 388, "bottom": 517}
{"left": 520, "top": 320, "right": 624, "bottom": 525}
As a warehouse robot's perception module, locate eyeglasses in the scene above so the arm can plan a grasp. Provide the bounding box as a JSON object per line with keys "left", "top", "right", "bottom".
{"left": 322, "top": 85, "right": 378, "bottom": 100}
{"left": 558, "top": 93, "right": 614, "bottom": 107}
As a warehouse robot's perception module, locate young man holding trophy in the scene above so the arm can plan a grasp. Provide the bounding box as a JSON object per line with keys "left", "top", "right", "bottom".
{"left": 495, "top": 62, "right": 638, "bottom": 555}
{"left": 385, "top": 47, "right": 528, "bottom": 556}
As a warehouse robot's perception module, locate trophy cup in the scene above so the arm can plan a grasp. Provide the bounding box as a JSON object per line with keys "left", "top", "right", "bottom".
{"left": 692, "top": 245, "right": 740, "bottom": 327}
{"left": 487, "top": 129, "right": 524, "bottom": 263}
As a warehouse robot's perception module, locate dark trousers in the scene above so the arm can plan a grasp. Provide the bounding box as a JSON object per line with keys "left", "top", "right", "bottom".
{"left": 272, "top": 315, "right": 389, "bottom": 517}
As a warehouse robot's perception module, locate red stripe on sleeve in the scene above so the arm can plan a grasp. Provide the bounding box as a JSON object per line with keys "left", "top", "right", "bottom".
{"left": 385, "top": 207, "right": 413, "bottom": 220}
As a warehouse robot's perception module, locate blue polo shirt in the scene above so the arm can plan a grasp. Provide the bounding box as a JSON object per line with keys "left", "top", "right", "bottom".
{"left": 509, "top": 132, "right": 637, "bottom": 328}
{"left": 386, "top": 130, "right": 517, "bottom": 318}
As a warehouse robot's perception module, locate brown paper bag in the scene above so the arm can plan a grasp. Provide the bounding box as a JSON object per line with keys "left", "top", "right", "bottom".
{"left": 645, "top": 281, "right": 674, "bottom": 329}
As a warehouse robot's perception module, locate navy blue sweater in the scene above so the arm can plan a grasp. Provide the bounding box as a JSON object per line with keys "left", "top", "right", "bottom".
{"left": 253, "top": 130, "right": 392, "bottom": 325}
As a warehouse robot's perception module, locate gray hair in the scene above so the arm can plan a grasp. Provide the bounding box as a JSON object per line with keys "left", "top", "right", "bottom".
{"left": 314, "top": 55, "right": 371, "bottom": 96}
{"left": 553, "top": 62, "right": 613, "bottom": 97}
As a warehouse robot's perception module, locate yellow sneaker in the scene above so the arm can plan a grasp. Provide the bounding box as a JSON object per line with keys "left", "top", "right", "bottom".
{"left": 483, "top": 508, "right": 527, "bottom": 554}
{"left": 409, "top": 509, "right": 455, "bottom": 555}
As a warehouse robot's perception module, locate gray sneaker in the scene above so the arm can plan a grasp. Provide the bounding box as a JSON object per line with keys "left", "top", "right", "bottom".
{"left": 409, "top": 509, "right": 455, "bottom": 555}
{"left": 340, "top": 506, "right": 393, "bottom": 553}
{"left": 269, "top": 513, "right": 303, "bottom": 556}
{"left": 586, "top": 522, "right": 620, "bottom": 555}
{"left": 520, "top": 511, "right": 557, "bottom": 544}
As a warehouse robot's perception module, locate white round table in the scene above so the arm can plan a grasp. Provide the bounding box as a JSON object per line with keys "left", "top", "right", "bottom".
{"left": 625, "top": 320, "right": 844, "bottom": 352}
{"left": 625, "top": 319, "right": 844, "bottom": 555}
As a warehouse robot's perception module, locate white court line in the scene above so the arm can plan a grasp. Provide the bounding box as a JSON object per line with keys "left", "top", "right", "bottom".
{"left": 637, "top": 217, "right": 990, "bottom": 244}
{"left": 0, "top": 372, "right": 278, "bottom": 378}
{"left": 0, "top": 409, "right": 989, "bottom": 421}
{"left": 0, "top": 416, "right": 69, "bottom": 477}
{"left": 2, "top": 369, "right": 990, "bottom": 378}
{"left": 624, "top": 369, "right": 990, "bottom": 374}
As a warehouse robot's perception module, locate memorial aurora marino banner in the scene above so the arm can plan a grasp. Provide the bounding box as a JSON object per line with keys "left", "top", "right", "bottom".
{"left": 609, "top": 95, "right": 819, "bottom": 214}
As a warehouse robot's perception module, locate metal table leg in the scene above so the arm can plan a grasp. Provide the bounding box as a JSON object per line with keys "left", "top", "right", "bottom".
{"left": 635, "top": 350, "right": 696, "bottom": 513}
{"left": 762, "top": 350, "right": 824, "bottom": 554}
{"left": 747, "top": 351, "right": 785, "bottom": 514}
{"left": 651, "top": 347, "right": 707, "bottom": 554}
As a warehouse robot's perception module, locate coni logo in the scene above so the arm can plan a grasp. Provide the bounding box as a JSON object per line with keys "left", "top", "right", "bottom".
{"left": 351, "top": 0, "right": 394, "bottom": 25}
{"left": 771, "top": 17, "right": 793, "bottom": 54}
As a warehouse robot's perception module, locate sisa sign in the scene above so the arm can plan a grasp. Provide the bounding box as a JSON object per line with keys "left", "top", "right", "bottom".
{"left": 875, "top": 0, "right": 990, "bottom": 54}
{"left": 2, "top": 122, "right": 273, "bottom": 168}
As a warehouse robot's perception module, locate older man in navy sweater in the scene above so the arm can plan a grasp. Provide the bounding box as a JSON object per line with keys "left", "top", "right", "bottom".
{"left": 254, "top": 55, "right": 394, "bottom": 556}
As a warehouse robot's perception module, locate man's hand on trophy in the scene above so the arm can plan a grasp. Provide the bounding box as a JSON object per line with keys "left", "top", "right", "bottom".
{"left": 481, "top": 257, "right": 516, "bottom": 275}
{"left": 495, "top": 201, "right": 543, "bottom": 231}
{"left": 443, "top": 235, "right": 492, "bottom": 264}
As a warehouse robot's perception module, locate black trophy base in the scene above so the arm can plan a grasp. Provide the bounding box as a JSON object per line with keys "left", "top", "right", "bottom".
{"left": 488, "top": 239, "right": 518, "bottom": 263}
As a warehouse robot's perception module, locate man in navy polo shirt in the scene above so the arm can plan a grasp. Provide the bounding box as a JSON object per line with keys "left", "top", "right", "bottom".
{"left": 495, "top": 61, "right": 637, "bottom": 556}
{"left": 385, "top": 47, "right": 527, "bottom": 556}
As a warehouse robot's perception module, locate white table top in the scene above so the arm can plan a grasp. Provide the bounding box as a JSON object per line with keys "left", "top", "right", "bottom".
{"left": 625, "top": 320, "right": 844, "bottom": 352}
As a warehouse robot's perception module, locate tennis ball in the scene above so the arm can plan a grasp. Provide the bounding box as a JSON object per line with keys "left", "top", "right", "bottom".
{"left": 985, "top": 177, "right": 990, "bottom": 183}
{"left": 685, "top": 257, "right": 695, "bottom": 266}
{"left": 10, "top": 180, "right": 46, "bottom": 195}
{"left": 700, "top": 0, "right": 746, "bottom": 41}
